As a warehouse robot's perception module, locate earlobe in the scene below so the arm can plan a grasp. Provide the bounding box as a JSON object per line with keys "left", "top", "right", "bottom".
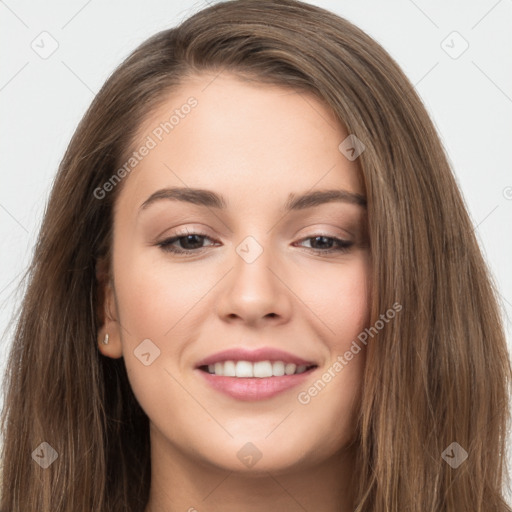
{"left": 96, "top": 258, "right": 123, "bottom": 359}
{"left": 97, "top": 328, "right": 123, "bottom": 359}
{"left": 97, "top": 292, "right": 124, "bottom": 359}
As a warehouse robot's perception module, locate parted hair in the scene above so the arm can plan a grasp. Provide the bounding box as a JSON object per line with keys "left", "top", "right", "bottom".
{"left": 1, "top": 1, "right": 511, "bottom": 510}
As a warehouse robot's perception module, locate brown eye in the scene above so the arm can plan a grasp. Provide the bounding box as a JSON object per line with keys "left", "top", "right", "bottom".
{"left": 158, "top": 232, "right": 217, "bottom": 255}
{"left": 295, "top": 235, "right": 353, "bottom": 254}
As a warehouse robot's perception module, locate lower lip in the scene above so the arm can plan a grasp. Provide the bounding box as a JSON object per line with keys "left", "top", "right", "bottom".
{"left": 196, "top": 367, "right": 316, "bottom": 401}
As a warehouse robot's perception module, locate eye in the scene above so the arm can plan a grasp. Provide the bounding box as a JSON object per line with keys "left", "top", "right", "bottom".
{"left": 294, "top": 235, "right": 353, "bottom": 255}
{"left": 157, "top": 231, "right": 353, "bottom": 257}
{"left": 157, "top": 231, "right": 217, "bottom": 255}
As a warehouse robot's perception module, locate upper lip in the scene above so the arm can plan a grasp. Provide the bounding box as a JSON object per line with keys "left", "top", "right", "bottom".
{"left": 195, "top": 347, "right": 317, "bottom": 368}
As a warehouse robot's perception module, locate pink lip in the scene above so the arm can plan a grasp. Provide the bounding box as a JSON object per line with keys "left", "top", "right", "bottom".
{"left": 196, "top": 367, "right": 317, "bottom": 401}
{"left": 195, "top": 347, "right": 316, "bottom": 368}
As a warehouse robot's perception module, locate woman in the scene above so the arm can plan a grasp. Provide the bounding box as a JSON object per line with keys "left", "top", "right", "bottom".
{"left": 1, "top": 0, "right": 510, "bottom": 510}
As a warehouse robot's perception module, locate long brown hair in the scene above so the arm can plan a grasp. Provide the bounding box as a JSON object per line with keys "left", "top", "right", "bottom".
{"left": 1, "top": 0, "right": 510, "bottom": 510}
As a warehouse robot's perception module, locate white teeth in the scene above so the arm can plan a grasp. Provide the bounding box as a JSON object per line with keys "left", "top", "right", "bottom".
{"left": 253, "top": 361, "right": 272, "bottom": 378}
{"left": 223, "top": 360, "right": 236, "bottom": 377}
{"left": 205, "top": 360, "right": 313, "bottom": 377}
{"left": 214, "top": 362, "right": 224, "bottom": 376}
{"left": 272, "top": 361, "right": 285, "bottom": 376}
{"left": 284, "top": 363, "right": 296, "bottom": 375}
{"left": 235, "top": 361, "right": 253, "bottom": 377}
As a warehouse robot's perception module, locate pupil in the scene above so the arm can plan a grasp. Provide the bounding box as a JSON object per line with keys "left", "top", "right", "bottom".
{"left": 182, "top": 235, "right": 202, "bottom": 249}
{"left": 313, "top": 236, "right": 332, "bottom": 249}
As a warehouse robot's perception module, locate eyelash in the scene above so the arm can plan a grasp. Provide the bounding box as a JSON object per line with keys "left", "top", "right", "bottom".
{"left": 157, "top": 231, "right": 354, "bottom": 256}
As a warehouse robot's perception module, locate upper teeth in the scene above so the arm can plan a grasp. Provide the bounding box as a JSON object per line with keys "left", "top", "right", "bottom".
{"left": 207, "top": 360, "right": 310, "bottom": 378}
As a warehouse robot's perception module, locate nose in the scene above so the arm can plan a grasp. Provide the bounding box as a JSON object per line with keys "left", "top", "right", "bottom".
{"left": 215, "top": 239, "right": 293, "bottom": 327}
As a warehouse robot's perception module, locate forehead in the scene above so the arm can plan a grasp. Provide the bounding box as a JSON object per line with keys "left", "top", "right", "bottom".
{"left": 115, "top": 72, "right": 364, "bottom": 215}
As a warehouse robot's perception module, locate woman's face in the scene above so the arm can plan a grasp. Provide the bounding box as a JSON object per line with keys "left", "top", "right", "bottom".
{"left": 100, "top": 72, "right": 371, "bottom": 473}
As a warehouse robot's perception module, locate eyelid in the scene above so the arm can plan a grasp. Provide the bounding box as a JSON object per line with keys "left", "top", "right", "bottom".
{"left": 154, "top": 223, "right": 214, "bottom": 240}
{"left": 156, "top": 229, "right": 355, "bottom": 257}
{"left": 295, "top": 225, "right": 354, "bottom": 240}
{"left": 159, "top": 226, "right": 352, "bottom": 244}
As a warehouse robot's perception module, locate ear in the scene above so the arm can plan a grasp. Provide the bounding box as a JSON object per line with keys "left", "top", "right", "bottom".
{"left": 96, "top": 257, "right": 123, "bottom": 359}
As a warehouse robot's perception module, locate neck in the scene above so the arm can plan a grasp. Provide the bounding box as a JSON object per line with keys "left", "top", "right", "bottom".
{"left": 143, "top": 423, "right": 357, "bottom": 512}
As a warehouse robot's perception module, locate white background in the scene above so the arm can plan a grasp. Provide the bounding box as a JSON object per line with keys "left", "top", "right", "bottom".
{"left": 1, "top": 0, "right": 511, "bottom": 498}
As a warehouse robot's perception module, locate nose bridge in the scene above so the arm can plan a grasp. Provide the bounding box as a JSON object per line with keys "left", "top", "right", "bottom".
{"left": 235, "top": 234, "right": 267, "bottom": 266}
{"left": 215, "top": 231, "right": 292, "bottom": 324}
{"left": 232, "top": 232, "right": 277, "bottom": 295}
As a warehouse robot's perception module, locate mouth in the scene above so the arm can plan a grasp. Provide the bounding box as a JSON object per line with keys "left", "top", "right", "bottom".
{"left": 198, "top": 360, "right": 318, "bottom": 377}
{"left": 194, "top": 347, "right": 319, "bottom": 400}
{"left": 195, "top": 360, "right": 318, "bottom": 401}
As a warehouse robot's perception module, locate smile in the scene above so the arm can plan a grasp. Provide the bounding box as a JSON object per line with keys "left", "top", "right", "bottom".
{"left": 196, "top": 362, "right": 318, "bottom": 401}
{"left": 199, "top": 360, "right": 317, "bottom": 377}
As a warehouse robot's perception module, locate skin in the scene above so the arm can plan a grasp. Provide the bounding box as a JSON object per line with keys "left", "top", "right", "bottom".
{"left": 98, "top": 72, "right": 371, "bottom": 512}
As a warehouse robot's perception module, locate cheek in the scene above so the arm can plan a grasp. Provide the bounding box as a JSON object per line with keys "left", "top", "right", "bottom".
{"left": 298, "top": 255, "right": 370, "bottom": 404}
{"left": 297, "top": 264, "right": 370, "bottom": 441}
{"left": 113, "top": 247, "right": 206, "bottom": 337}
{"left": 110, "top": 247, "right": 203, "bottom": 399}
{"left": 304, "top": 255, "right": 371, "bottom": 344}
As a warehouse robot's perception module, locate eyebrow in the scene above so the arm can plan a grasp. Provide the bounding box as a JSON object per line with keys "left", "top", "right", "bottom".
{"left": 139, "top": 187, "right": 367, "bottom": 213}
